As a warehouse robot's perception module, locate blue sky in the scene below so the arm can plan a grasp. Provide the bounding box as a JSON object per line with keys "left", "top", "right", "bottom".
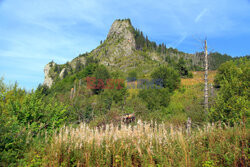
{"left": 0, "top": 0, "right": 250, "bottom": 90}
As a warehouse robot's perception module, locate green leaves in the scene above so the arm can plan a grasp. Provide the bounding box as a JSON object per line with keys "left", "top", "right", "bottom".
{"left": 137, "top": 66, "right": 180, "bottom": 111}
{"left": 151, "top": 65, "right": 180, "bottom": 92}
{"left": 127, "top": 70, "right": 138, "bottom": 82}
{"left": 20, "top": 89, "right": 68, "bottom": 132}
{"left": 176, "top": 57, "right": 191, "bottom": 77}
{"left": 92, "top": 65, "right": 111, "bottom": 94}
{"left": 210, "top": 58, "right": 250, "bottom": 124}
{"left": 0, "top": 81, "right": 69, "bottom": 165}
{"left": 139, "top": 88, "right": 170, "bottom": 110}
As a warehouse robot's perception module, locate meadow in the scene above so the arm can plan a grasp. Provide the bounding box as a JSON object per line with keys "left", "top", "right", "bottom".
{"left": 24, "top": 121, "right": 249, "bottom": 167}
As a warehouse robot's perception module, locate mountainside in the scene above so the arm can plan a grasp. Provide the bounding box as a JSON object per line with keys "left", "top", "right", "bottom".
{"left": 43, "top": 19, "right": 232, "bottom": 88}
{"left": 2, "top": 19, "right": 249, "bottom": 167}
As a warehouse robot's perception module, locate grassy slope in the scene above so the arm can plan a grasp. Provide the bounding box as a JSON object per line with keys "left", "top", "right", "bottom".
{"left": 181, "top": 71, "right": 216, "bottom": 86}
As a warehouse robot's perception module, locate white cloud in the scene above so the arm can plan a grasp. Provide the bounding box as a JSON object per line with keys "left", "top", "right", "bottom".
{"left": 195, "top": 8, "right": 208, "bottom": 23}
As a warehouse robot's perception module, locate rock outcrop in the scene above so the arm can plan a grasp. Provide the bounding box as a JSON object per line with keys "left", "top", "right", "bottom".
{"left": 91, "top": 19, "right": 137, "bottom": 67}
{"left": 106, "top": 19, "right": 136, "bottom": 55}
{"left": 59, "top": 68, "right": 67, "bottom": 79}
{"left": 43, "top": 62, "right": 55, "bottom": 88}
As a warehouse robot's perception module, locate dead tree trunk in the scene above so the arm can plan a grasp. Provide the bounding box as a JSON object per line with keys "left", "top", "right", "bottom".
{"left": 204, "top": 40, "right": 209, "bottom": 114}
{"left": 186, "top": 117, "right": 192, "bottom": 135}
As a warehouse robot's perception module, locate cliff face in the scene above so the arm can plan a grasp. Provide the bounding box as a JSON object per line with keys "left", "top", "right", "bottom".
{"left": 43, "top": 62, "right": 55, "bottom": 87}
{"left": 106, "top": 19, "right": 136, "bottom": 55}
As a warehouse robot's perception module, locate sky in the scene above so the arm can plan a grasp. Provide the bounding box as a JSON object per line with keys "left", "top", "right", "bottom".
{"left": 0, "top": 0, "right": 250, "bottom": 90}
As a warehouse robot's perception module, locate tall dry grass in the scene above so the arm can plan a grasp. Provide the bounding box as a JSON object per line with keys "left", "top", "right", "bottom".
{"left": 25, "top": 121, "right": 249, "bottom": 167}
{"left": 181, "top": 71, "right": 217, "bottom": 86}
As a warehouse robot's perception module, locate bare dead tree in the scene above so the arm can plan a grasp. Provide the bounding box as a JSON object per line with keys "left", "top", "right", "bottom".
{"left": 204, "top": 40, "right": 209, "bottom": 114}
{"left": 192, "top": 36, "right": 211, "bottom": 115}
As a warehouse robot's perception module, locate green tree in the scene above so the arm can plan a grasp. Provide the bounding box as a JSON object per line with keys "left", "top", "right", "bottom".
{"left": 77, "top": 63, "right": 97, "bottom": 78}
{"left": 0, "top": 79, "right": 68, "bottom": 165}
{"left": 127, "top": 71, "right": 137, "bottom": 82}
{"left": 139, "top": 88, "right": 171, "bottom": 110}
{"left": 210, "top": 59, "right": 250, "bottom": 124}
{"left": 36, "top": 84, "right": 50, "bottom": 95}
{"left": 85, "top": 56, "right": 99, "bottom": 66}
{"left": 151, "top": 66, "right": 180, "bottom": 92}
{"left": 176, "top": 57, "right": 189, "bottom": 77}
{"left": 92, "top": 65, "right": 110, "bottom": 94}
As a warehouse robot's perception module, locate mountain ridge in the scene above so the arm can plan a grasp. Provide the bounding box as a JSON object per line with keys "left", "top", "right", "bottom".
{"left": 43, "top": 19, "right": 232, "bottom": 88}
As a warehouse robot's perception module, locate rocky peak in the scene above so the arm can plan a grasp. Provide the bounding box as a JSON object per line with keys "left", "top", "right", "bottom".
{"left": 107, "top": 19, "right": 133, "bottom": 38}
{"left": 106, "top": 19, "right": 136, "bottom": 51}
{"left": 90, "top": 19, "right": 136, "bottom": 66}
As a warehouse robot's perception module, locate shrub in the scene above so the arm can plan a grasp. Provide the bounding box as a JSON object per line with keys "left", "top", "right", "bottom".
{"left": 127, "top": 70, "right": 137, "bottom": 82}
{"left": 210, "top": 58, "right": 250, "bottom": 124}
{"left": 151, "top": 65, "right": 180, "bottom": 92}
{"left": 139, "top": 88, "right": 171, "bottom": 110}
{"left": 0, "top": 80, "right": 69, "bottom": 165}
{"left": 92, "top": 65, "right": 110, "bottom": 94}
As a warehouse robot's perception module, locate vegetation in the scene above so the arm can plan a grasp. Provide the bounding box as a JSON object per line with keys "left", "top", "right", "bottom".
{"left": 0, "top": 57, "right": 249, "bottom": 166}
{"left": 139, "top": 88, "right": 171, "bottom": 110}
{"left": 23, "top": 122, "right": 249, "bottom": 167}
{"left": 92, "top": 65, "right": 111, "bottom": 94}
{"left": 127, "top": 70, "right": 137, "bottom": 82}
{"left": 210, "top": 58, "right": 250, "bottom": 125}
{"left": 1, "top": 17, "right": 249, "bottom": 166}
{"left": 151, "top": 65, "right": 180, "bottom": 92}
{"left": 0, "top": 78, "right": 68, "bottom": 166}
{"left": 208, "top": 52, "right": 232, "bottom": 70}
{"left": 176, "top": 57, "right": 193, "bottom": 78}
